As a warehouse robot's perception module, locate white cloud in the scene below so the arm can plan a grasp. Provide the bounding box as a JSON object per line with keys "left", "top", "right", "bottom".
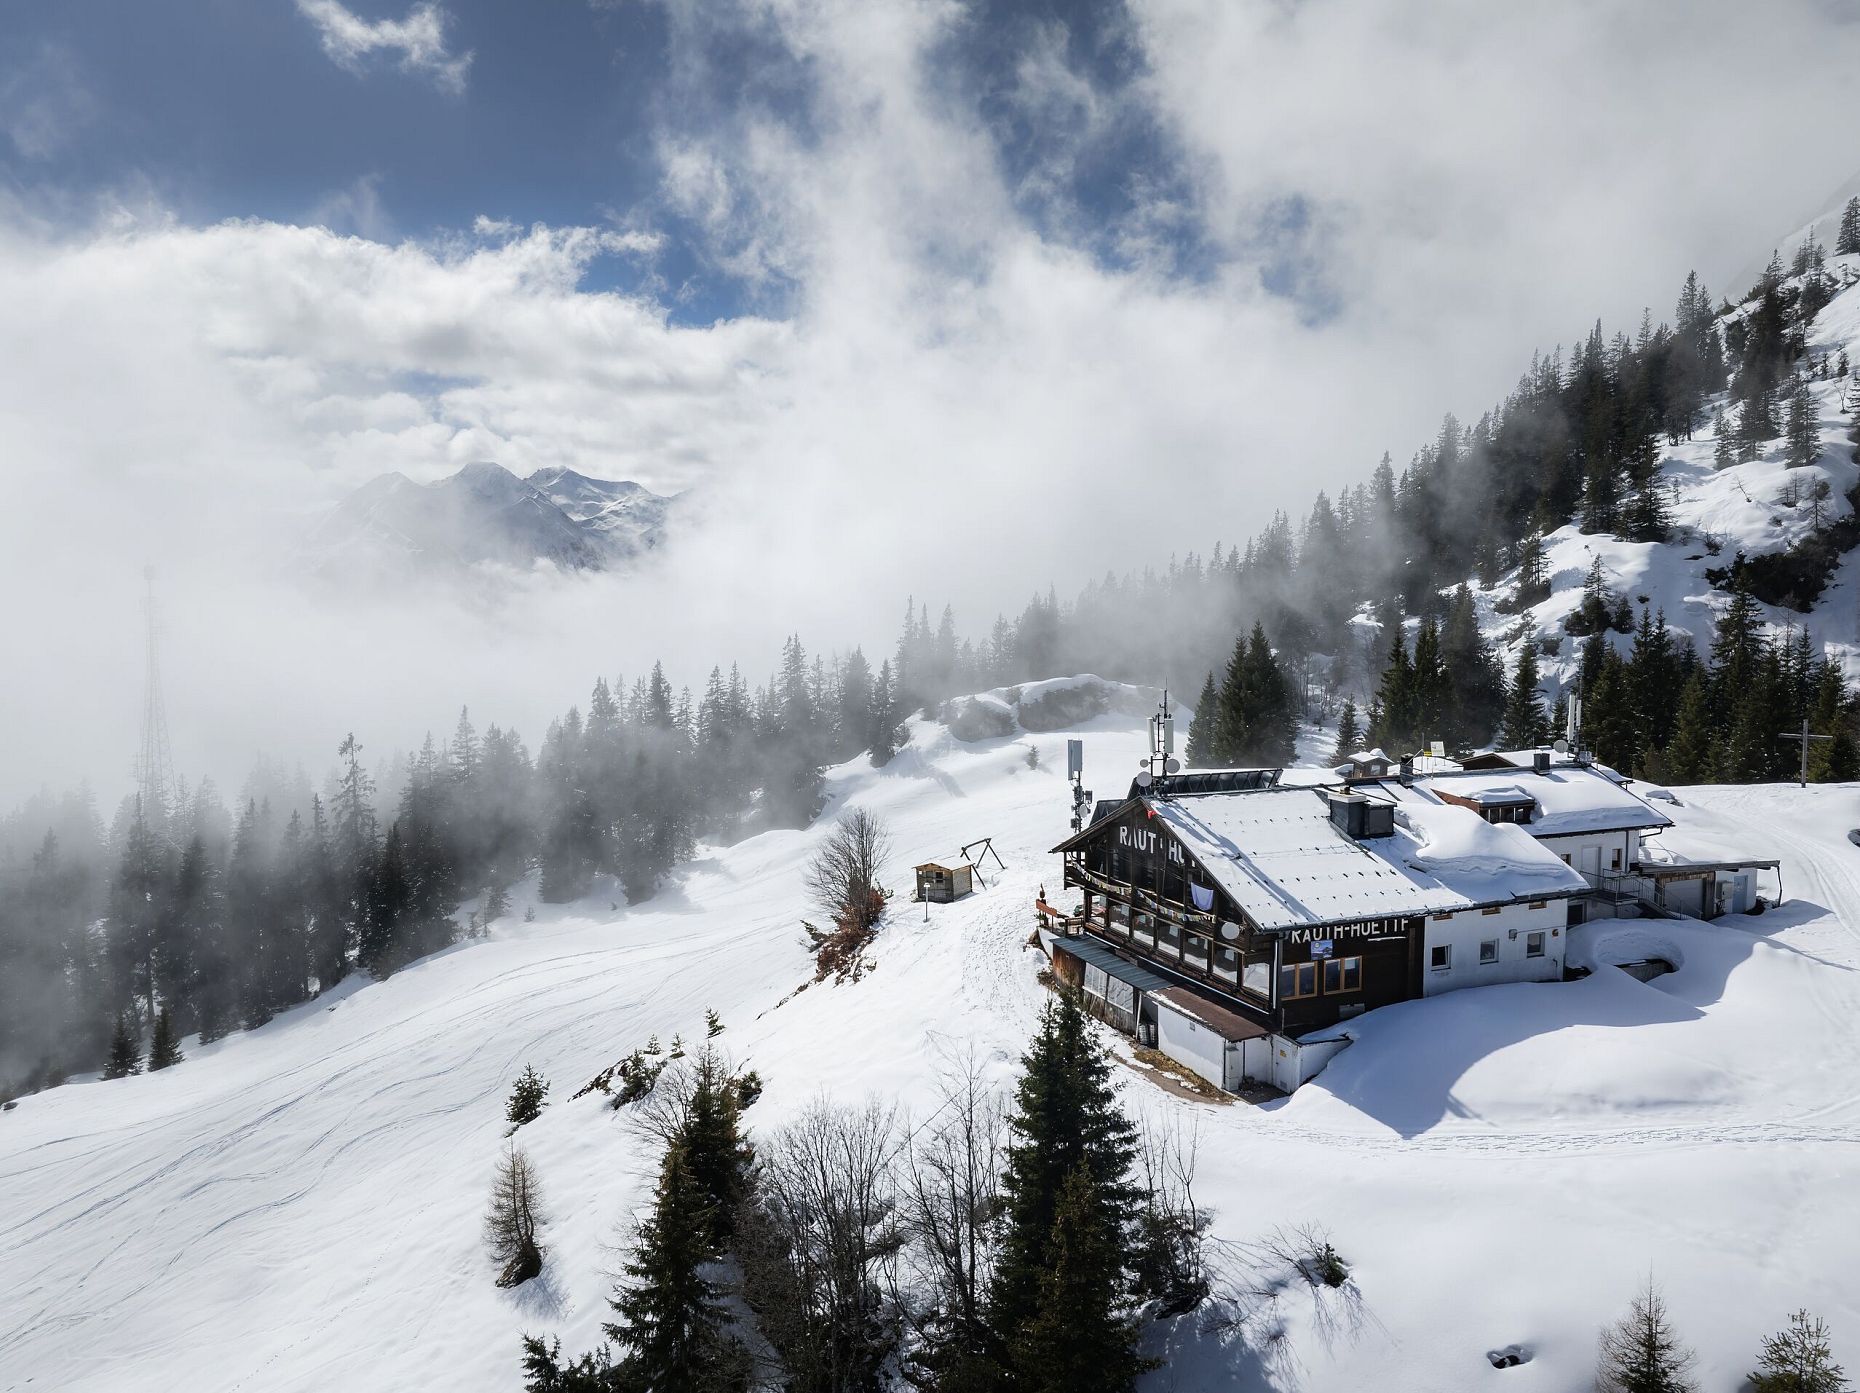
{"left": 7, "top": 0, "right": 1860, "bottom": 804}
{"left": 295, "top": 0, "right": 472, "bottom": 94}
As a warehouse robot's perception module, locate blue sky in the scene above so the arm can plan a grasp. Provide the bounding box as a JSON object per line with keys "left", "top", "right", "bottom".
{"left": 0, "top": 0, "right": 1208, "bottom": 324}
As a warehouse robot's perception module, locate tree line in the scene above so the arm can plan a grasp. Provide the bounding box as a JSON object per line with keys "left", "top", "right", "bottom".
{"left": 0, "top": 638, "right": 916, "bottom": 1100}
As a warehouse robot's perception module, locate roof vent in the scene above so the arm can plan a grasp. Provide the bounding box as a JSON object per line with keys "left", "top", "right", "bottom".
{"left": 1532, "top": 749, "right": 1551, "bottom": 775}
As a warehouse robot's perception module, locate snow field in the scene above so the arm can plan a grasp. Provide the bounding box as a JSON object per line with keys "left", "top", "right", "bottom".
{"left": 2, "top": 709, "right": 1859, "bottom": 1390}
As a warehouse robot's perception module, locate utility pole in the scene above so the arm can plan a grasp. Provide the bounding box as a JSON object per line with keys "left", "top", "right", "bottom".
{"left": 1779, "top": 719, "right": 1832, "bottom": 788}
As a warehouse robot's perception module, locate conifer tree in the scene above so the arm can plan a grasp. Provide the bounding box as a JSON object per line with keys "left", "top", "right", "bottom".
{"left": 1330, "top": 700, "right": 1361, "bottom": 764}
{"left": 1184, "top": 673, "right": 1219, "bottom": 768}
{"left": 990, "top": 992, "right": 1140, "bottom": 1367}
{"left": 1595, "top": 1280, "right": 1696, "bottom": 1393}
{"left": 1837, "top": 197, "right": 1860, "bottom": 257}
{"left": 1500, "top": 644, "right": 1547, "bottom": 749}
{"left": 1786, "top": 378, "right": 1821, "bottom": 468}
{"left": 1750, "top": 1309, "right": 1849, "bottom": 1393}
{"left": 676, "top": 1047, "right": 755, "bottom": 1250}
{"left": 1663, "top": 673, "right": 1718, "bottom": 784}
{"left": 147, "top": 1007, "right": 182, "bottom": 1071}
{"left": 1515, "top": 531, "right": 1550, "bottom": 606}
{"left": 1008, "top": 1165, "right": 1148, "bottom": 1393}
{"left": 1712, "top": 407, "right": 1736, "bottom": 470}
{"left": 605, "top": 1144, "right": 750, "bottom": 1393}
{"left": 506, "top": 1064, "right": 548, "bottom": 1131}
{"left": 103, "top": 1013, "right": 141, "bottom": 1079}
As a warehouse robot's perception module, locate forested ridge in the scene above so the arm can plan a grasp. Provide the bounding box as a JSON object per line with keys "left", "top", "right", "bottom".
{"left": 8, "top": 211, "right": 1860, "bottom": 1098}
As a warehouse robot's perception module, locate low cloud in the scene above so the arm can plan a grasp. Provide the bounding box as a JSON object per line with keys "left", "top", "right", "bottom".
{"left": 295, "top": 0, "right": 472, "bottom": 95}
{"left": 6, "top": 0, "right": 1860, "bottom": 806}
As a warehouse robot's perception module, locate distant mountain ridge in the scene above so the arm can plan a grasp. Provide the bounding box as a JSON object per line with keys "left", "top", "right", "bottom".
{"left": 310, "top": 461, "right": 676, "bottom": 575}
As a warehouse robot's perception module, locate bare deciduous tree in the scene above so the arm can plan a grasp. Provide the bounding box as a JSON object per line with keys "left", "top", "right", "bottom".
{"left": 739, "top": 1097, "right": 905, "bottom": 1392}
{"left": 1131, "top": 1111, "right": 1211, "bottom": 1316}
{"left": 484, "top": 1144, "right": 547, "bottom": 1288}
{"left": 805, "top": 807, "right": 892, "bottom": 937}
{"left": 894, "top": 1054, "right": 1005, "bottom": 1385}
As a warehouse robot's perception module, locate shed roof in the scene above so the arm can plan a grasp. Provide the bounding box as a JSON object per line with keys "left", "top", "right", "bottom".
{"left": 1051, "top": 935, "right": 1178, "bottom": 995}
{"left": 1146, "top": 786, "right": 1586, "bottom": 933}
{"left": 1152, "top": 985, "right": 1267, "bottom": 1041}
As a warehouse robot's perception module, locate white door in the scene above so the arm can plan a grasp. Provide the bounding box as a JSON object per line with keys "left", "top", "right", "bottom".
{"left": 1579, "top": 846, "right": 1602, "bottom": 885}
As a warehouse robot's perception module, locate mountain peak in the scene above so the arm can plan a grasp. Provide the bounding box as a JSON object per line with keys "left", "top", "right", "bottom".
{"left": 310, "top": 461, "right": 675, "bottom": 577}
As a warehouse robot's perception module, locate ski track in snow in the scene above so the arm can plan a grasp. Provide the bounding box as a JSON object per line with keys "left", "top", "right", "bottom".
{"left": 5, "top": 712, "right": 1860, "bottom": 1392}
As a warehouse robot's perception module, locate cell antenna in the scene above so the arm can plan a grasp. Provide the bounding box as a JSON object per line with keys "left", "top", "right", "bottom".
{"left": 133, "top": 565, "right": 179, "bottom": 830}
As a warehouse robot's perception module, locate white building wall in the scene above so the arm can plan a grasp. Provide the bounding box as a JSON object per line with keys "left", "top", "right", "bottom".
{"left": 1535, "top": 829, "right": 1637, "bottom": 884}
{"left": 1421, "top": 900, "right": 1567, "bottom": 997}
{"left": 1152, "top": 998, "right": 1227, "bottom": 1090}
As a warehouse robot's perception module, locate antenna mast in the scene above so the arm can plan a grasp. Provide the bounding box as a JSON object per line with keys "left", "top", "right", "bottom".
{"left": 133, "top": 565, "right": 179, "bottom": 829}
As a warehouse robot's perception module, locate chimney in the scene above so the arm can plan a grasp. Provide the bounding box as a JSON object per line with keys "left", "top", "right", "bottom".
{"left": 1399, "top": 755, "right": 1414, "bottom": 787}
{"left": 1532, "top": 749, "right": 1551, "bottom": 775}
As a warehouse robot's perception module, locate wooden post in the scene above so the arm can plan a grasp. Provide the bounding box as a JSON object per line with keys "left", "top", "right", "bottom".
{"left": 1779, "top": 719, "right": 1832, "bottom": 788}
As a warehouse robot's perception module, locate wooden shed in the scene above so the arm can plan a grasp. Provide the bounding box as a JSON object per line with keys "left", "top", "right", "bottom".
{"left": 914, "top": 861, "right": 975, "bottom": 903}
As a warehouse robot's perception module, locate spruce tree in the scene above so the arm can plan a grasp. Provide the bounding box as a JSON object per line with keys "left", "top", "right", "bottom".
{"left": 1330, "top": 700, "right": 1361, "bottom": 764}
{"left": 1663, "top": 673, "right": 1718, "bottom": 784}
{"left": 1837, "top": 197, "right": 1860, "bottom": 257}
{"left": 1008, "top": 1165, "right": 1148, "bottom": 1393}
{"left": 1712, "top": 407, "right": 1736, "bottom": 470}
{"left": 103, "top": 1013, "right": 141, "bottom": 1079}
{"left": 676, "top": 1048, "right": 754, "bottom": 1250}
{"left": 1595, "top": 1280, "right": 1697, "bottom": 1393}
{"left": 1786, "top": 378, "right": 1820, "bottom": 468}
{"left": 506, "top": 1064, "right": 548, "bottom": 1131}
{"left": 1750, "top": 1309, "right": 1849, "bottom": 1393}
{"left": 1500, "top": 644, "right": 1547, "bottom": 749}
{"left": 605, "top": 1144, "right": 750, "bottom": 1393}
{"left": 990, "top": 992, "right": 1140, "bottom": 1363}
{"left": 1210, "top": 634, "right": 1250, "bottom": 766}
{"left": 147, "top": 1007, "right": 182, "bottom": 1071}
{"left": 1184, "top": 672, "right": 1219, "bottom": 768}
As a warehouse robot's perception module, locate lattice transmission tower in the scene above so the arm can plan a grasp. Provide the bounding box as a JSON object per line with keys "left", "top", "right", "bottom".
{"left": 132, "top": 564, "right": 178, "bottom": 829}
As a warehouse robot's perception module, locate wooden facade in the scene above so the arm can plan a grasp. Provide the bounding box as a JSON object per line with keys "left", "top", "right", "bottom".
{"left": 1055, "top": 799, "right": 1425, "bottom": 1035}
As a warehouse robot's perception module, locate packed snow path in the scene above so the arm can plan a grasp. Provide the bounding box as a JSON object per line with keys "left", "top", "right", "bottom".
{"left": 3, "top": 711, "right": 1858, "bottom": 1391}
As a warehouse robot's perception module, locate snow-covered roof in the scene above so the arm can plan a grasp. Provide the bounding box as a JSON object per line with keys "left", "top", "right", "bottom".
{"left": 1146, "top": 787, "right": 1587, "bottom": 933}
{"left": 1373, "top": 766, "right": 1673, "bottom": 836}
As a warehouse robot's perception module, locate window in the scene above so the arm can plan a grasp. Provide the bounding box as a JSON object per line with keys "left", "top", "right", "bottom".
{"left": 1525, "top": 931, "right": 1546, "bottom": 958}
{"left": 1481, "top": 905, "right": 1502, "bottom": 916}
{"left": 1279, "top": 962, "right": 1318, "bottom": 999}
{"left": 1528, "top": 900, "right": 1547, "bottom": 910}
{"left": 1132, "top": 912, "right": 1155, "bottom": 948}
{"left": 1479, "top": 939, "right": 1499, "bottom": 965}
{"left": 1431, "top": 911, "right": 1453, "bottom": 922}
{"left": 1430, "top": 944, "right": 1451, "bottom": 971}
{"left": 1611, "top": 848, "right": 1622, "bottom": 870}
{"left": 1213, "top": 945, "right": 1239, "bottom": 984}
{"left": 1242, "top": 959, "right": 1271, "bottom": 997}
{"left": 1322, "top": 956, "right": 1362, "bottom": 994}
{"left": 1155, "top": 918, "right": 1181, "bottom": 958}
{"left": 1182, "top": 933, "right": 1210, "bottom": 972}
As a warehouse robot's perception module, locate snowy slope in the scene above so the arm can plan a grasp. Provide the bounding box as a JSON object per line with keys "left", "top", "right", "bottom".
{"left": 1474, "top": 252, "right": 1860, "bottom": 696}
{"left": 4, "top": 698, "right": 1860, "bottom": 1391}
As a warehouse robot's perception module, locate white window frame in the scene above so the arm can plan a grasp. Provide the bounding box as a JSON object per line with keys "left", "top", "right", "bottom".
{"left": 1525, "top": 931, "right": 1546, "bottom": 959}
{"left": 1429, "top": 943, "right": 1452, "bottom": 971}
{"left": 1479, "top": 939, "right": 1499, "bottom": 965}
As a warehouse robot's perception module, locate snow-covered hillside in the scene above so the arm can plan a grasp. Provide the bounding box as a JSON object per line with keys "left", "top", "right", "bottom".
{"left": 1481, "top": 253, "right": 1860, "bottom": 696}
{"left": 4, "top": 692, "right": 1858, "bottom": 1390}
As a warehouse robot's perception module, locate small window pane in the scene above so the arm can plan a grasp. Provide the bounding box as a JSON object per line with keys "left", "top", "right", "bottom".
{"left": 1242, "top": 959, "right": 1270, "bottom": 997}
{"left": 1479, "top": 940, "right": 1499, "bottom": 965}
{"left": 1525, "top": 931, "right": 1545, "bottom": 958}
{"left": 1430, "top": 944, "right": 1451, "bottom": 970}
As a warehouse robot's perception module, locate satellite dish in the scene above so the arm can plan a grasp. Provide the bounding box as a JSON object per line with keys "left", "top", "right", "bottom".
{"left": 1139, "top": 757, "right": 1152, "bottom": 768}
{"left": 1134, "top": 771, "right": 1154, "bottom": 788}
{"left": 1552, "top": 738, "right": 1569, "bottom": 753}
{"left": 1219, "top": 921, "right": 1240, "bottom": 942}
{"left": 1165, "top": 758, "right": 1181, "bottom": 774}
